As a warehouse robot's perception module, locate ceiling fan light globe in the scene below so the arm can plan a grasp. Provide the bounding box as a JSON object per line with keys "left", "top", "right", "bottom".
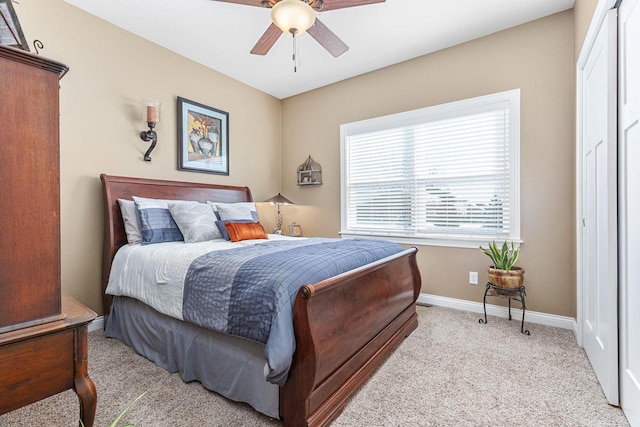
{"left": 271, "top": 0, "right": 316, "bottom": 35}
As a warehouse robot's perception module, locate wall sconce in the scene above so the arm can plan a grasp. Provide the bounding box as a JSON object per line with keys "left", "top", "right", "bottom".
{"left": 262, "top": 193, "right": 294, "bottom": 234}
{"left": 140, "top": 101, "right": 161, "bottom": 161}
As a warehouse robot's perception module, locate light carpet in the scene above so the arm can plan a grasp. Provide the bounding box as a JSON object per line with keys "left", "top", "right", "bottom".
{"left": 0, "top": 306, "right": 629, "bottom": 426}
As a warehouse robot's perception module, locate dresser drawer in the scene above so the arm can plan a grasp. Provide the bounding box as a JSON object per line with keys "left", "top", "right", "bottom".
{"left": 0, "top": 329, "right": 74, "bottom": 413}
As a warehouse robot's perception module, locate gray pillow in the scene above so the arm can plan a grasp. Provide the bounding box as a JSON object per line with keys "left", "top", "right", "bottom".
{"left": 213, "top": 202, "right": 259, "bottom": 222}
{"left": 168, "top": 202, "right": 222, "bottom": 243}
{"left": 118, "top": 199, "right": 142, "bottom": 244}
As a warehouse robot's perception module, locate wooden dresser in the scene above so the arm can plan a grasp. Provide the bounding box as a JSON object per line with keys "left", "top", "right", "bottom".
{"left": 0, "top": 44, "right": 97, "bottom": 425}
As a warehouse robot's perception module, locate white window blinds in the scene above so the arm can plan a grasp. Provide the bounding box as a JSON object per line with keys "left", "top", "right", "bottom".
{"left": 340, "top": 90, "right": 520, "bottom": 247}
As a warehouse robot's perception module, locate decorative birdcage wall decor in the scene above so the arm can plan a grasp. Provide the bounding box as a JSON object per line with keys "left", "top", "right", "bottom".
{"left": 297, "top": 155, "right": 322, "bottom": 185}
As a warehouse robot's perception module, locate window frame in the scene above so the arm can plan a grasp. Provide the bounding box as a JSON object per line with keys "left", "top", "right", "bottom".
{"left": 340, "top": 89, "right": 521, "bottom": 248}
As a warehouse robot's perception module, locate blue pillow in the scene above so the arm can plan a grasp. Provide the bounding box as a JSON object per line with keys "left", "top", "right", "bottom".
{"left": 215, "top": 219, "right": 255, "bottom": 241}
{"left": 133, "top": 196, "right": 185, "bottom": 245}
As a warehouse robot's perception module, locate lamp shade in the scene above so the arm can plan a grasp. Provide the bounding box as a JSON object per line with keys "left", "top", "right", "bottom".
{"left": 271, "top": 0, "right": 316, "bottom": 35}
{"left": 263, "top": 193, "right": 294, "bottom": 205}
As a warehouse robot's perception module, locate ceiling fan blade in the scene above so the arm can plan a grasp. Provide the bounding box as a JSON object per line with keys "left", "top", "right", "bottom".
{"left": 209, "top": 0, "right": 386, "bottom": 12}
{"left": 307, "top": 18, "right": 349, "bottom": 57}
{"left": 250, "top": 23, "right": 283, "bottom": 55}
{"left": 210, "top": 0, "right": 267, "bottom": 7}
{"left": 318, "top": 0, "right": 385, "bottom": 12}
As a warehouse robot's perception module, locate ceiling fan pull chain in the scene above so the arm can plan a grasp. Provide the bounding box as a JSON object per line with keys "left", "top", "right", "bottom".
{"left": 293, "top": 33, "right": 297, "bottom": 72}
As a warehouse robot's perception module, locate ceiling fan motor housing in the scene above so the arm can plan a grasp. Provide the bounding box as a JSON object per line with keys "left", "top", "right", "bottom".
{"left": 271, "top": 0, "right": 317, "bottom": 34}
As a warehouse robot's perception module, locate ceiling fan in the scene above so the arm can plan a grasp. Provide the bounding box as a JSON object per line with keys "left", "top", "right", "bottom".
{"left": 212, "top": 0, "right": 386, "bottom": 58}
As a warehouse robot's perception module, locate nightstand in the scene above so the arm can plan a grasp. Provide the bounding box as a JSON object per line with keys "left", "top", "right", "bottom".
{"left": 0, "top": 294, "right": 97, "bottom": 426}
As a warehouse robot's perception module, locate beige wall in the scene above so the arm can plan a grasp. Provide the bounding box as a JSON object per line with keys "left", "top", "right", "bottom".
{"left": 17, "top": 1, "right": 282, "bottom": 315}
{"left": 14, "top": 2, "right": 586, "bottom": 319}
{"left": 281, "top": 11, "right": 576, "bottom": 317}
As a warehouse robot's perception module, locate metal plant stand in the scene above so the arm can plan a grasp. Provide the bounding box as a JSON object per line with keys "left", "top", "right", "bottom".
{"left": 479, "top": 282, "right": 530, "bottom": 335}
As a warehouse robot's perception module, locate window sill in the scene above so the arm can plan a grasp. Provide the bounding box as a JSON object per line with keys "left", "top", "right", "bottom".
{"left": 339, "top": 231, "right": 522, "bottom": 249}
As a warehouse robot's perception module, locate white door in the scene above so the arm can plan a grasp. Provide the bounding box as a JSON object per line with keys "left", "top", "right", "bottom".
{"left": 618, "top": 0, "right": 640, "bottom": 423}
{"left": 580, "top": 9, "right": 619, "bottom": 406}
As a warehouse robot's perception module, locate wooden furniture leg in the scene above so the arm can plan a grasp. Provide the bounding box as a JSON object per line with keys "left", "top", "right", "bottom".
{"left": 74, "top": 328, "right": 97, "bottom": 427}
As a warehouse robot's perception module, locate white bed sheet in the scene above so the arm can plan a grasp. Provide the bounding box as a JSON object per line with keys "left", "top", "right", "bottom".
{"left": 106, "top": 234, "right": 300, "bottom": 321}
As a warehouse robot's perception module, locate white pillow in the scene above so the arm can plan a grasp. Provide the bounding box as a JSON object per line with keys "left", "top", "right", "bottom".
{"left": 118, "top": 199, "right": 142, "bottom": 244}
{"left": 168, "top": 201, "right": 222, "bottom": 243}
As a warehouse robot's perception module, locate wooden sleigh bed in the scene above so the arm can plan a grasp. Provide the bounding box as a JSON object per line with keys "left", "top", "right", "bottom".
{"left": 100, "top": 174, "right": 421, "bottom": 426}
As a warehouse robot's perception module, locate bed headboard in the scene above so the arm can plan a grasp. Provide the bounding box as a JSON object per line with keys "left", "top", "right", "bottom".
{"left": 100, "top": 174, "right": 253, "bottom": 315}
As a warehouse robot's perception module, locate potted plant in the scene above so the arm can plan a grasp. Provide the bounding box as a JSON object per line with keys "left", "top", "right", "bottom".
{"left": 480, "top": 240, "right": 524, "bottom": 289}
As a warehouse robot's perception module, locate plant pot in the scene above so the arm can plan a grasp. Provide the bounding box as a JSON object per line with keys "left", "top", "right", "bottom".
{"left": 488, "top": 266, "right": 524, "bottom": 289}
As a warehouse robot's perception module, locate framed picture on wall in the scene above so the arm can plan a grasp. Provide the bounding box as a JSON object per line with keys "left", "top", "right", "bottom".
{"left": 177, "top": 96, "right": 229, "bottom": 175}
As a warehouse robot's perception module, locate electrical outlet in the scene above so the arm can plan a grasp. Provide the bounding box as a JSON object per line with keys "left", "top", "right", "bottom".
{"left": 469, "top": 271, "right": 478, "bottom": 285}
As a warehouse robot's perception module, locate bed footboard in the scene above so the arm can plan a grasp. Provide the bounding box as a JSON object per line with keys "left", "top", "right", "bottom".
{"left": 280, "top": 247, "right": 421, "bottom": 427}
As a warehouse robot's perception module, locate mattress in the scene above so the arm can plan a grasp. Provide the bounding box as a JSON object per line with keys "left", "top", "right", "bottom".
{"left": 106, "top": 234, "right": 298, "bottom": 320}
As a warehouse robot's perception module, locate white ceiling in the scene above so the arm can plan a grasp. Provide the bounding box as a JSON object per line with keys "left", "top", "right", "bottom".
{"left": 64, "top": 0, "right": 574, "bottom": 99}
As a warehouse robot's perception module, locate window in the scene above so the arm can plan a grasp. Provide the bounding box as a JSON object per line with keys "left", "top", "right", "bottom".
{"left": 340, "top": 89, "right": 520, "bottom": 248}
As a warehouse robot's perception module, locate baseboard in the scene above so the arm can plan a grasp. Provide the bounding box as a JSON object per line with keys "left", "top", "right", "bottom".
{"left": 90, "top": 296, "right": 578, "bottom": 333}
{"left": 88, "top": 315, "right": 106, "bottom": 332}
{"left": 417, "top": 293, "right": 575, "bottom": 330}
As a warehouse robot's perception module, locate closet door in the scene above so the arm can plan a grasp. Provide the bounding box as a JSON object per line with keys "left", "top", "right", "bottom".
{"left": 618, "top": 0, "right": 640, "bottom": 424}
{"left": 579, "top": 9, "right": 619, "bottom": 406}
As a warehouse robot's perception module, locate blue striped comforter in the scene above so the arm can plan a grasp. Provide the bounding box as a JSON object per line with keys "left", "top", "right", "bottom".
{"left": 182, "top": 238, "right": 403, "bottom": 385}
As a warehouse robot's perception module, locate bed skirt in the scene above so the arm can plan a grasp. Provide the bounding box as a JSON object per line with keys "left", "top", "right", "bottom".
{"left": 104, "top": 296, "right": 279, "bottom": 418}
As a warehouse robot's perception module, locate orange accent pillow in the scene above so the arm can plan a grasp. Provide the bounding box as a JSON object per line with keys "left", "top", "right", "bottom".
{"left": 224, "top": 221, "right": 268, "bottom": 242}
